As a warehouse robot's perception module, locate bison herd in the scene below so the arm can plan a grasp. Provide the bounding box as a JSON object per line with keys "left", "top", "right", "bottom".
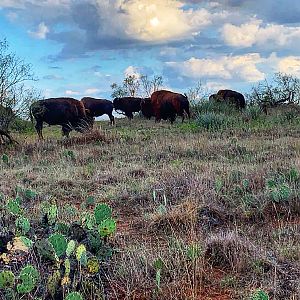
{"left": 30, "top": 89, "right": 246, "bottom": 139}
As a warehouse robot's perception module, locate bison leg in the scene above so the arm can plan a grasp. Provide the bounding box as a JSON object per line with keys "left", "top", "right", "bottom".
{"left": 35, "top": 121, "right": 44, "bottom": 140}
{"left": 62, "top": 126, "right": 71, "bottom": 138}
{"left": 109, "top": 114, "right": 115, "bottom": 125}
{"left": 126, "top": 112, "right": 133, "bottom": 120}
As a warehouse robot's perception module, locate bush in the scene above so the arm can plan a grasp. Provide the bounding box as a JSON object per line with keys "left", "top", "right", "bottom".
{"left": 196, "top": 112, "right": 230, "bottom": 131}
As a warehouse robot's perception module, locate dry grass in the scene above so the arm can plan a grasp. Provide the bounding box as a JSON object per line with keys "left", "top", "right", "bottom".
{"left": 0, "top": 114, "right": 300, "bottom": 299}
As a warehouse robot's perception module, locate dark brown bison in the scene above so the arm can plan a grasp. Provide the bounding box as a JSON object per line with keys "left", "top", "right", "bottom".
{"left": 146, "top": 90, "right": 190, "bottom": 123}
{"left": 113, "top": 97, "right": 143, "bottom": 119}
{"left": 209, "top": 89, "right": 246, "bottom": 109}
{"left": 81, "top": 97, "right": 114, "bottom": 125}
{"left": 140, "top": 98, "right": 153, "bottom": 119}
{"left": 30, "top": 97, "right": 90, "bottom": 139}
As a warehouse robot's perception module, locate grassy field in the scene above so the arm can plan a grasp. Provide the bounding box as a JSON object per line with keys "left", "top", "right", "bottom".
{"left": 0, "top": 104, "right": 300, "bottom": 300}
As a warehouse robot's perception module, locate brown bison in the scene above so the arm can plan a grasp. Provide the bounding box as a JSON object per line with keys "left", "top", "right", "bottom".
{"left": 143, "top": 90, "right": 190, "bottom": 123}
{"left": 81, "top": 97, "right": 114, "bottom": 125}
{"left": 113, "top": 97, "right": 143, "bottom": 119}
{"left": 30, "top": 97, "right": 90, "bottom": 139}
{"left": 209, "top": 89, "right": 246, "bottom": 109}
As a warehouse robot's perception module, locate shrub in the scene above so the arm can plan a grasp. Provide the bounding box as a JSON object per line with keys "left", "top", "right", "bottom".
{"left": 196, "top": 112, "right": 232, "bottom": 131}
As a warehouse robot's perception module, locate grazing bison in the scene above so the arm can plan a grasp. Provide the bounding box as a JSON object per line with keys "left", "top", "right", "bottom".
{"left": 113, "top": 97, "right": 143, "bottom": 119}
{"left": 81, "top": 97, "right": 114, "bottom": 125}
{"left": 148, "top": 90, "right": 190, "bottom": 123}
{"left": 30, "top": 97, "right": 90, "bottom": 139}
{"left": 140, "top": 98, "right": 153, "bottom": 119}
{"left": 209, "top": 89, "right": 246, "bottom": 109}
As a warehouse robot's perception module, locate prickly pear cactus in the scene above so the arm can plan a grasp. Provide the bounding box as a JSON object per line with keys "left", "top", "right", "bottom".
{"left": 76, "top": 244, "right": 87, "bottom": 266}
{"left": 54, "top": 222, "right": 69, "bottom": 235}
{"left": 15, "top": 216, "right": 30, "bottom": 235}
{"left": 47, "top": 203, "right": 58, "bottom": 225}
{"left": 65, "top": 291, "right": 83, "bottom": 300}
{"left": 66, "top": 240, "right": 76, "bottom": 257}
{"left": 47, "top": 270, "right": 61, "bottom": 297}
{"left": 6, "top": 198, "right": 22, "bottom": 216}
{"left": 24, "top": 189, "right": 37, "bottom": 200}
{"left": 94, "top": 203, "right": 112, "bottom": 225}
{"left": 48, "top": 233, "right": 67, "bottom": 258}
{"left": 64, "top": 258, "right": 71, "bottom": 277}
{"left": 82, "top": 212, "right": 96, "bottom": 230}
{"left": 0, "top": 270, "right": 15, "bottom": 289}
{"left": 35, "top": 239, "right": 58, "bottom": 262}
{"left": 87, "top": 256, "right": 99, "bottom": 274}
{"left": 98, "top": 218, "right": 117, "bottom": 237}
{"left": 17, "top": 265, "right": 39, "bottom": 294}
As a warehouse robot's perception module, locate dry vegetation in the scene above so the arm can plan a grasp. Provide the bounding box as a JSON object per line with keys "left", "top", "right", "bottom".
{"left": 0, "top": 105, "right": 300, "bottom": 300}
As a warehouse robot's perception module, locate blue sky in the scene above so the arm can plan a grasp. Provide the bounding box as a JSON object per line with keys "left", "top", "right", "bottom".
{"left": 1, "top": 0, "right": 300, "bottom": 100}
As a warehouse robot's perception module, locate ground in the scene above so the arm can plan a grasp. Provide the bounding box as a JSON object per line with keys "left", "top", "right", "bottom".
{"left": 0, "top": 110, "right": 300, "bottom": 300}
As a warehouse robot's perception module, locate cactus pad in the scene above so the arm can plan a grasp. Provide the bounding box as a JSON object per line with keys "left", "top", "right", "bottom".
{"left": 6, "top": 199, "right": 22, "bottom": 216}
{"left": 94, "top": 203, "right": 112, "bottom": 225}
{"left": 87, "top": 257, "right": 99, "bottom": 274}
{"left": 48, "top": 233, "right": 67, "bottom": 258}
{"left": 17, "top": 265, "right": 39, "bottom": 294}
{"left": 65, "top": 291, "right": 83, "bottom": 300}
{"left": 76, "top": 244, "right": 87, "bottom": 266}
{"left": 15, "top": 217, "right": 30, "bottom": 235}
{"left": 66, "top": 240, "right": 76, "bottom": 257}
{"left": 35, "top": 239, "right": 58, "bottom": 262}
{"left": 98, "top": 218, "right": 116, "bottom": 237}
{"left": 0, "top": 270, "right": 15, "bottom": 289}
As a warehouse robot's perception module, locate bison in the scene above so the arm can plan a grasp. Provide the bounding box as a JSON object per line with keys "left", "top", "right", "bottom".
{"left": 113, "top": 97, "right": 143, "bottom": 119}
{"left": 30, "top": 97, "right": 90, "bottom": 139}
{"left": 140, "top": 98, "right": 153, "bottom": 119}
{"left": 209, "top": 89, "right": 246, "bottom": 109}
{"left": 145, "top": 90, "right": 190, "bottom": 123}
{"left": 81, "top": 97, "right": 114, "bottom": 126}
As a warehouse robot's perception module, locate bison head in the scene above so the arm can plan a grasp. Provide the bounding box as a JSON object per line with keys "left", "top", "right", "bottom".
{"left": 113, "top": 98, "right": 121, "bottom": 110}
{"left": 140, "top": 98, "right": 153, "bottom": 119}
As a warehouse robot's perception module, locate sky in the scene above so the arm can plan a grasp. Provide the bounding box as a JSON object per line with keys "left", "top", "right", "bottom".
{"left": 1, "top": 0, "right": 300, "bottom": 100}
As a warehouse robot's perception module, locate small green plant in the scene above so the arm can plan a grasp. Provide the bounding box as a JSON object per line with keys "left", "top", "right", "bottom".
{"left": 250, "top": 289, "right": 269, "bottom": 300}
{"left": 94, "top": 203, "right": 112, "bottom": 224}
{"left": 48, "top": 233, "right": 67, "bottom": 258}
{"left": 288, "top": 167, "right": 299, "bottom": 182}
{"left": 98, "top": 218, "right": 117, "bottom": 237}
{"left": 2, "top": 154, "right": 9, "bottom": 165}
{"left": 6, "top": 198, "right": 22, "bottom": 216}
{"left": 17, "top": 265, "right": 39, "bottom": 294}
{"left": 65, "top": 291, "right": 83, "bottom": 300}
{"left": 15, "top": 216, "right": 30, "bottom": 235}
{"left": 47, "top": 270, "right": 61, "bottom": 298}
{"left": 66, "top": 240, "right": 76, "bottom": 257}
{"left": 153, "top": 258, "right": 164, "bottom": 292}
{"left": 24, "top": 189, "right": 37, "bottom": 200}
{"left": 186, "top": 243, "right": 202, "bottom": 261}
{"left": 64, "top": 150, "right": 75, "bottom": 160}
{"left": 85, "top": 195, "right": 95, "bottom": 207}
{"left": 0, "top": 271, "right": 15, "bottom": 289}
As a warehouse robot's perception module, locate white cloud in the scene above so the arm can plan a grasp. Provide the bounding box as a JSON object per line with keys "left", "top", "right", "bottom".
{"left": 65, "top": 90, "right": 80, "bottom": 96}
{"left": 28, "top": 22, "right": 49, "bottom": 39}
{"left": 124, "top": 66, "right": 141, "bottom": 78}
{"left": 222, "top": 19, "right": 300, "bottom": 48}
{"left": 166, "top": 53, "right": 266, "bottom": 82}
{"left": 84, "top": 88, "right": 100, "bottom": 95}
{"left": 93, "top": 0, "right": 226, "bottom": 43}
{"left": 277, "top": 56, "right": 300, "bottom": 77}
